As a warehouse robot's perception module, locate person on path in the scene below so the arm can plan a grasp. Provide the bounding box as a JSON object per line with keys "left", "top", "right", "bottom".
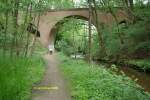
{"left": 48, "top": 44, "right": 54, "bottom": 54}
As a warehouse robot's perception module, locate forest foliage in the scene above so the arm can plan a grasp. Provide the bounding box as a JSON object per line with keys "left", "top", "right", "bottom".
{"left": 0, "top": 0, "right": 150, "bottom": 99}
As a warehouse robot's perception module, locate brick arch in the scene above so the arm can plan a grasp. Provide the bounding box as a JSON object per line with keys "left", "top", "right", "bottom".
{"left": 33, "top": 8, "right": 131, "bottom": 47}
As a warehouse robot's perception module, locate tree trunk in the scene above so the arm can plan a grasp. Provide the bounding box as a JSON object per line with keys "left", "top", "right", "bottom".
{"left": 10, "top": 0, "right": 19, "bottom": 57}
{"left": 92, "top": 0, "right": 107, "bottom": 57}
{"left": 24, "top": 3, "right": 32, "bottom": 57}
{"left": 124, "top": 0, "right": 129, "bottom": 7}
{"left": 122, "top": 0, "right": 134, "bottom": 22}
{"left": 3, "top": 0, "right": 9, "bottom": 57}
{"left": 18, "top": 3, "right": 30, "bottom": 57}
{"left": 14, "top": 0, "right": 19, "bottom": 56}
{"left": 73, "top": 21, "right": 76, "bottom": 59}
{"left": 28, "top": 13, "right": 41, "bottom": 56}
{"left": 28, "top": 0, "right": 42, "bottom": 56}
{"left": 108, "top": 7, "right": 125, "bottom": 45}
{"left": 128, "top": 0, "right": 134, "bottom": 10}
{"left": 88, "top": 0, "right": 92, "bottom": 63}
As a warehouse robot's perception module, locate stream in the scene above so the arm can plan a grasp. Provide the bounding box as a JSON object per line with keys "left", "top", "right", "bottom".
{"left": 118, "top": 66, "right": 150, "bottom": 92}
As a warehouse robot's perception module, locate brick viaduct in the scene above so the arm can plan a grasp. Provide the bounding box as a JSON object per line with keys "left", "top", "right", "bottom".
{"left": 32, "top": 8, "right": 131, "bottom": 47}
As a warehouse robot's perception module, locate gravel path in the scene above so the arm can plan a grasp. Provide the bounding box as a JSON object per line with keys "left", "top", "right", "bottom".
{"left": 31, "top": 54, "right": 71, "bottom": 100}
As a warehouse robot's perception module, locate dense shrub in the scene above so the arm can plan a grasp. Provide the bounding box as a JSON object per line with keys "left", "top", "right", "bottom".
{"left": 55, "top": 40, "right": 74, "bottom": 55}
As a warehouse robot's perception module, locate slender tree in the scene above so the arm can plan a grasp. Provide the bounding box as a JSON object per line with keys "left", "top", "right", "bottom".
{"left": 91, "top": 0, "right": 107, "bottom": 57}
{"left": 28, "top": 0, "right": 42, "bottom": 56}
{"left": 88, "top": 0, "right": 92, "bottom": 63}
{"left": 10, "top": 0, "right": 19, "bottom": 57}
{"left": 24, "top": 3, "right": 32, "bottom": 57}
{"left": 3, "top": 0, "right": 9, "bottom": 57}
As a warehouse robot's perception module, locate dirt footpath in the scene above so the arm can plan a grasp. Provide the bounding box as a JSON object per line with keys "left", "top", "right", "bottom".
{"left": 31, "top": 54, "right": 71, "bottom": 100}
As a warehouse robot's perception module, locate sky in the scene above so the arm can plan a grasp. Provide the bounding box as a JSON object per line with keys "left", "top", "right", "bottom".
{"left": 74, "top": 0, "right": 81, "bottom": 3}
{"left": 74, "top": 0, "right": 149, "bottom": 4}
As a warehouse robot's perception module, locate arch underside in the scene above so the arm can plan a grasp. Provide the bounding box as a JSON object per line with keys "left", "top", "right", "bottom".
{"left": 49, "top": 15, "right": 90, "bottom": 45}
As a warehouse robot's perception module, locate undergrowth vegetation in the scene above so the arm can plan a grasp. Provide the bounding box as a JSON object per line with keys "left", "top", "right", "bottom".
{"left": 126, "top": 59, "right": 150, "bottom": 72}
{"left": 58, "top": 53, "right": 150, "bottom": 100}
{"left": 0, "top": 54, "right": 45, "bottom": 100}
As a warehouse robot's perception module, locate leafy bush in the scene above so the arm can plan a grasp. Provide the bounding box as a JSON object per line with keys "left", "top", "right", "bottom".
{"left": 55, "top": 40, "right": 74, "bottom": 55}
{"left": 58, "top": 53, "right": 150, "bottom": 100}
{"left": 0, "top": 55, "right": 45, "bottom": 100}
{"left": 127, "top": 59, "right": 150, "bottom": 71}
{"left": 122, "top": 8, "right": 150, "bottom": 56}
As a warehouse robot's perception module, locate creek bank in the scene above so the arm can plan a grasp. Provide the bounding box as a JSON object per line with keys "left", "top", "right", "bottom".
{"left": 94, "top": 58, "right": 150, "bottom": 73}
{"left": 94, "top": 59, "right": 150, "bottom": 93}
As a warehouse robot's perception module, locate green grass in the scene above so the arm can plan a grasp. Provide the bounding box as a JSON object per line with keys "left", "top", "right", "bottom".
{"left": 0, "top": 55, "right": 45, "bottom": 100}
{"left": 126, "top": 59, "right": 150, "bottom": 71}
{"left": 58, "top": 52, "right": 150, "bottom": 100}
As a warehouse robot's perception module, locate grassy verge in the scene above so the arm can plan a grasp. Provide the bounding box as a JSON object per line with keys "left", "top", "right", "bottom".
{"left": 0, "top": 55, "right": 45, "bottom": 100}
{"left": 58, "top": 52, "right": 150, "bottom": 100}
